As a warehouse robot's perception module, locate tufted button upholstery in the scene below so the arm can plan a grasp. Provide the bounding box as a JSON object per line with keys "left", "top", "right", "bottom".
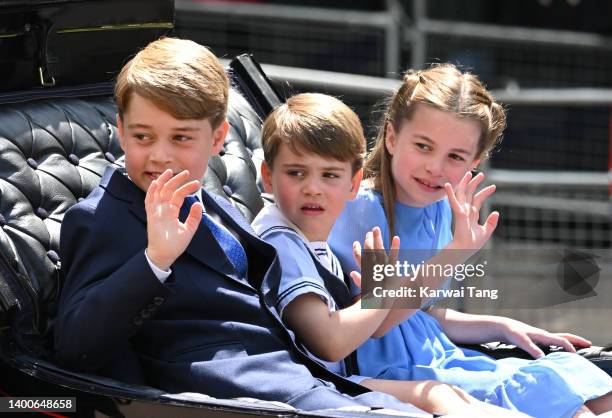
{"left": 0, "top": 81, "right": 267, "bottom": 352}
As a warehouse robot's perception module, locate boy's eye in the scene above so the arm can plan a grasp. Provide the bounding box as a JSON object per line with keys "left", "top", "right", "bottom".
{"left": 174, "top": 135, "right": 191, "bottom": 142}
{"left": 134, "top": 133, "right": 150, "bottom": 141}
{"left": 415, "top": 142, "right": 431, "bottom": 151}
{"left": 287, "top": 170, "right": 304, "bottom": 177}
{"left": 449, "top": 153, "right": 466, "bottom": 162}
{"left": 323, "top": 172, "right": 340, "bottom": 179}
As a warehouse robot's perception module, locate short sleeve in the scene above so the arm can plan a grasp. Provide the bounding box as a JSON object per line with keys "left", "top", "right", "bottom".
{"left": 264, "top": 232, "right": 335, "bottom": 316}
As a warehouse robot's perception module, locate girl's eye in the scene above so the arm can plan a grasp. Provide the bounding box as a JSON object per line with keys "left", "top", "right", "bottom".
{"left": 134, "top": 133, "right": 149, "bottom": 140}
{"left": 449, "top": 153, "right": 466, "bottom": 162}
{"left": 416, "top": 143, "right": 431, "bottom": 151}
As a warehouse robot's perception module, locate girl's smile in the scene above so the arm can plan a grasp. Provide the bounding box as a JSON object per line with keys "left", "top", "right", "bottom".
{"left": 385, "top": 104, "right": 482, "bottom": 207}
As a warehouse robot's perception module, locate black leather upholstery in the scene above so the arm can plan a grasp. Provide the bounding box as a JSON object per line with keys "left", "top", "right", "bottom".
{"left": 0, "top": 83, "right": 266, "bottom": 351}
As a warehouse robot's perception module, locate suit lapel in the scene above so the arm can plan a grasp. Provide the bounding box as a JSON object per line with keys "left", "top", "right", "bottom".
{"left": 101, "top": 168, "right": 255, "bottom": 290}
{"left": 202, "top": 191, "right": 276, "bottom": 290}
{"left": 183, "top": 213, "right": 242, "bottom": 283}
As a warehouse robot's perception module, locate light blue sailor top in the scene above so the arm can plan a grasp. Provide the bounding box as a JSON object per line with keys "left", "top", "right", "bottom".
{"left": 252, "top": 204, "right": 352, "bottom": 377}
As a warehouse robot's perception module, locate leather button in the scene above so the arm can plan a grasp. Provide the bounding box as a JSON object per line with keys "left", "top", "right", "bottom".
{"left": 36, "top": 207, "right": 49, "bottom": 219}
{"left": 105, "top": 152, "right": 116, "bottom": 163}
{"left": 47, "top": 250, "right": 60, "bottom": 264}
{"left": 219, "top": 149, "right": 226, "bottom": 156}
{"left": 153, "top": 296, "right": 164, "bottom": 306}
{"left": 133, "top": 317, "right": 143, "bottom": 326}
{"left": 68, "top": 154, "right": 80, "bottom": 165}
{"left": 0, "top": 213, "right": 5, "bottom": 226}
{"left": 27, "top": 158, "right": 38, "bottom": 169}
{"left": 141, "top": 309, "right": 151, "bottom": 319}
{"left": 223, "top": 185, "right": 233, "bottom": 196}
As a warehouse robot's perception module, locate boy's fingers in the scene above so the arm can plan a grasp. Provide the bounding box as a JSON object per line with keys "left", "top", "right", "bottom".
{"left": 160, "top": 170, "right": 191, "bottom": 200}
{"left": 472, "top": 184, "right": 496, "bottom": 210}
{"left": 389, "top": 235, "right": 400, "bottom": 264}
{"left": 170, "top": 180, "right": 202, "bottom": 208}
{"left": 364, "top": 230, "right": 374, "bottom": 250}
{"left": 145, "top": 179, "right": 159, "bottom": 207}
{"left": 183, "top": 203, "right": 203, "bottom": 232}
{"left": 352, "top": 241, "right": 362, "bottom": 267}
{"left": 372, "top": 227, "right": 384, "bottom": 250}
{"left": 350, "top": 271, "right": 362, "bottom": 289}
{"left": 154, "top": 169, "right": 174, "bottom": 191}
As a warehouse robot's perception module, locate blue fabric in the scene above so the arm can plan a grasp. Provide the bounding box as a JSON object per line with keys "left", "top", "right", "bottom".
{"left": 263, "top": 231, "right": 346, "bottom": 376}
{"left": 252, "top": 204, "right": 366, "bottom": 382}
{"left": 185, "top": 195, "right": 248, "bottom": 278}
{"left": 329, "top": 187, "right": 612, "bottom": 418}
{"left": 58, "top": 167, "right": 432, "bottom": 412}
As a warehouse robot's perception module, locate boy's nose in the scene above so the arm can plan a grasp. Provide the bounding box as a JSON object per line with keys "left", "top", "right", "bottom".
{"left": 149, "top": 142, "right": 173, "bottom": 164}
{"left": 302, "top": 178, "right": 322, "bottom": 195}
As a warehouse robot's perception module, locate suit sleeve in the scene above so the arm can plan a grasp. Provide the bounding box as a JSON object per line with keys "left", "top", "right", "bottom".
{"left": 54, "top": 202, "right": 173, "bottom": 372}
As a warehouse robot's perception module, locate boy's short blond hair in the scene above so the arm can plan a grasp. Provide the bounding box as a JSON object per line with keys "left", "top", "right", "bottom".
{"left": 115, "top": 37, "right": 228, "bottom": 128}
{"left": 262, "top": 93, "right": 365, "bottom": 174}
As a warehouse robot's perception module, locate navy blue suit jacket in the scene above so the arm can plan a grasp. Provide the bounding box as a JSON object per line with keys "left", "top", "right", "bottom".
{"left": 54, "top": 167, "right": 417, "bottom": 411}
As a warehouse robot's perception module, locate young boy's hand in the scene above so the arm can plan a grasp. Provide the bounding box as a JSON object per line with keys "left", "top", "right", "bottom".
{"left": 445, "top": 171, "right": 499, "bottom": 253}
{"left": 145, "top": 169, "right": 202, "bottom": 271}
{"left": 350, "top": 227, "right": 401, "bottom": 306}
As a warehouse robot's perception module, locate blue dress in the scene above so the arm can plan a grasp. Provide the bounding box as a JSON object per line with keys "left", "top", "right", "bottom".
{"left": 329, "top": 188, "right": 612, "bottom": 418}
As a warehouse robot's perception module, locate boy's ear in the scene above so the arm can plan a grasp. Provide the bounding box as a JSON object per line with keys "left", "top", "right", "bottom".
{"left": 261, "top": 160, "right": 273, "bottom": 194}
{"left": 116, "top": 113, "right": 127, "bottom": 152}
{"left": 384, "top": 122, "right": 396, "bottom": 155}
{"left": 211, "top": 120, "right": 229, "bottom": 154}
{"left": 349, "top": 168, "right": 363, "bottom": 199}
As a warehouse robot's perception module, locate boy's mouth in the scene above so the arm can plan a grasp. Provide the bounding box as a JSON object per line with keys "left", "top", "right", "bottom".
{"left": 146, "top": 172, "right": 162, "bottom": 180}
{"left": 414, "top": 177, "right": 443, "bottom": 191}
{"left": 301, "top": 203, "right": 324, "bottom": 216}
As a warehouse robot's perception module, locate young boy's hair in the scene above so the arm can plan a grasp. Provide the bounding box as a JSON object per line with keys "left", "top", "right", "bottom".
{"left": 262, "top": 93, "right": 365, "bottom": 175}
{"left": 114, "top": 37, "right": 229, "bottom": 128}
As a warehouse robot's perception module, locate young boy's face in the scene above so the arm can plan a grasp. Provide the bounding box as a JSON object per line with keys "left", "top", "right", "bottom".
{"left": 262, "top": 143, "right": 362, "bottom": 242}
{"left": 117, "top": 93, "right": 228, "bottom": 192}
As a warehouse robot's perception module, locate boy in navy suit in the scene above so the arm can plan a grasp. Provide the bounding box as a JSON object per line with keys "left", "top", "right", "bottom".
{"left": 54, "top": 37, "right": 426, "bottom": 414}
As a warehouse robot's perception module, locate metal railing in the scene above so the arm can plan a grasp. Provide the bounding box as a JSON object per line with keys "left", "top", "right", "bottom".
{"left": 181, "top": 0, "right": 612, "bottom": 340}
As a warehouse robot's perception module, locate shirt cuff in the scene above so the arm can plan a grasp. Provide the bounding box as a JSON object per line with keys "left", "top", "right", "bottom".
{"left": 144, "top": 249, "right": 172, "bottom": 283}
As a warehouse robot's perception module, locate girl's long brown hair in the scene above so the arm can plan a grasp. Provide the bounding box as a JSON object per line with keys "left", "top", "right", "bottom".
{"left": 365, "top": 64, "right": 506, "bottom": 237}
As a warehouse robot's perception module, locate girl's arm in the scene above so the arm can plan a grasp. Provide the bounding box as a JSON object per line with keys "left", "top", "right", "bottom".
{"left": 354, "top": 236, "right": 481, "bottom": 338}
{"left": 363, "top": 172, "right": 501, "bottom": 337}
{"left": 428, "top": 308, "right": 591, "bottom": 358}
